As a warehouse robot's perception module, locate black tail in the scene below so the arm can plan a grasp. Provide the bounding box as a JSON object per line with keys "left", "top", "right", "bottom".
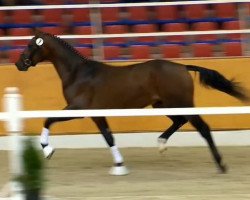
{"left": 186, "top": 65, "right": 249, "bottom": 102}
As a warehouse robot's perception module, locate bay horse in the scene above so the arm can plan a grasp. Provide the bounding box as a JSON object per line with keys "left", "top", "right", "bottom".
{"left": 15, "top": 30, "right": 248, "bottom": 174}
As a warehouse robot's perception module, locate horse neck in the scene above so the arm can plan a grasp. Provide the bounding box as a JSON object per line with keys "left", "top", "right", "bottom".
{"left": 47, "top": 42, "right": 83, "bottom": 86}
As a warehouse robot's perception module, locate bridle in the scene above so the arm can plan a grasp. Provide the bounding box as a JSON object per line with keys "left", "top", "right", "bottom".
{"left": 22, "top": 38, "right": 43, "bottom": 68}
{"left": 22, "top": 45, "right": 41, "bottom": 68}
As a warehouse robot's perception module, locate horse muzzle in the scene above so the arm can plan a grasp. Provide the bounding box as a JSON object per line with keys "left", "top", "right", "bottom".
{"left": 15, "top": 60, "right": 29, "bottom": 71}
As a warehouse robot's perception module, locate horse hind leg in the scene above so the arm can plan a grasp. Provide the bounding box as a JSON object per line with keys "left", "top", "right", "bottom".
{"left": 186, "top": 115, "right": 227, "bottom": 173}
{"left": 152, "top": 102, "right": 188, "bottom": 153}
{"left": 158, "top": 116, "right": 188, "bottom": 153}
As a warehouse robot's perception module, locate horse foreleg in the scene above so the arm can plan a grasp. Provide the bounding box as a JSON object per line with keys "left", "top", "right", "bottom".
{"left": 92, "top": 117, "right": 129, "bottom": 175}
{"left": 158, "top": 116, "right": 188, "bottom": 153}
{"left": 41, "top": 105, "right": 80, "bottom": 159}
{"left": 92, "top": 117, "right": 123, "bottom": 164}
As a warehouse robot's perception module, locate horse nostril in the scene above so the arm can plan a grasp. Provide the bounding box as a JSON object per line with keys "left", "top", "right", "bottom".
{"left": 15, "top": 61, "right": 24, "bottom": 71}
{"left": 24, "top": 59, "right": 31, "bottom": 66}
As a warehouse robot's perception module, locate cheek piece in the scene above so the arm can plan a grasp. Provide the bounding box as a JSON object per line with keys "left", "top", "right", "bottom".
{"left": 24, "top": 38, "right": 44, "bottom": 67}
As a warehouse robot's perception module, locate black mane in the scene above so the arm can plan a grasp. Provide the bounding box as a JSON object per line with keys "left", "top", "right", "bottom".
{"left": 42, "top": 32, "right": 89, "bottom": 61}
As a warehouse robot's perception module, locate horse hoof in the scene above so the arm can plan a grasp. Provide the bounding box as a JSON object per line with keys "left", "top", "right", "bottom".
{"left": 159, "top": 146, "right": 168, "bottom": 154}
{"left": 158, "top": 138, "right": 167, "bottom": 154}
{"left": 43, "top": 145, "right": 55, "bottom": 159}
{"left": 219, "top": 164, "right": 228, "bottom": 174}
{"left": 109, "top": 164, "right": 130, "bottom": 176}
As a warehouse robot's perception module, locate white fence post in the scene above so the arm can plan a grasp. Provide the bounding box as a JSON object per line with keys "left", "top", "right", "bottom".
{"left": 3, "top": 87, "right": 24, "bottom": 200}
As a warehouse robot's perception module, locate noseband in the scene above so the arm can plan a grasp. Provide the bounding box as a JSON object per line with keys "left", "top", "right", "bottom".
{"left": 24, "top": 57, "right": 32, "bottom": 67}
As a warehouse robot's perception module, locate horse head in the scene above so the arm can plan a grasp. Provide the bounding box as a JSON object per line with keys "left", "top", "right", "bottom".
{"left": 15, "top": 30, "right": 50, "bottom": 71}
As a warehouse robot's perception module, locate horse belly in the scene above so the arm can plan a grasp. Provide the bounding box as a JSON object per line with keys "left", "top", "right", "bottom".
{"left": 90, "top": 83, "right": 155, "bottom": 109}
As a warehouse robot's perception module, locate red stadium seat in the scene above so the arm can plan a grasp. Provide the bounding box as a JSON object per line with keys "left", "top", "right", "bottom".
{"left": 41, "top": 9, "right": 63, "bottom": 24}
{"left": 71, "top": 9, "right": 90, "bottom": 23}
{"left": 43, "top": 0, "right": 63, "bottom": 4}
{"left": 8, "top": 49, "right": 23, "bottom": 63}
{"left": 214, "top": 3, "right": 237, "bottom": 18}
{"left": 40, "top": 27, "right": 64, "bottom": 35}
{"left": 161, "top": 44, "right": 182, "bottom": 58}
{"left": 0, "top": 11, "right": 6, "bottom": 24}
{"left": 127, "top": 7, "right": 149, "bottom": 21}
{"left": 155, "top": 6, "right": 178, "bottom": 20}
{"left": 73, "top": 0, "right": 90, "bottom": 3}
{"left": 0, "top": 29, "right": 4, "bottom": 36}
{"left": 132, "top": 24, "right": 157, "bottom": 43}
{"left": 223, "top": 21, "right": 243, "bottom": 40}
{"left": 0, "top": 30, "right": 5, "bottom": 48}
{"left": 192, "top": 43, "right": 213, "bottom": 57}
{"left": 104, "top": 25, "right": 129, "bottom": 45}
{"left": 247, "top": 3, "right": 250, "bottom": 15}
{"left": 184, "top": 4, "right": 208, "bottom": 19}
{"left": 11, "top": 10, "right": 33, "bottom": 24}
{"left": 74, "top": 26, "right": 95, "bottom": 45}
{"left": 9, "top": 28, "right": 32, "bottom": 46}
{"left": 103, "top": 46, "right": 121, "bottom": 60}
{"left": 9, "top": 28, "right": 32, "bottom": 36}
{"left": 223, "top": 42, "right": 242, "bottom": 56}
{"left": 162, "top": 23, "right": 188, "bottom": 43}
{"left": 130, "top": 45, "right": 151, "bottom": 60}
{"left": 192, "top": 22, "right": 218, "bottom": 42}
{"left": 101, "top": 7, "right": 120, "bottom": 22}
{"left": 75, "top": 47, "right": 92, "bottom": 58}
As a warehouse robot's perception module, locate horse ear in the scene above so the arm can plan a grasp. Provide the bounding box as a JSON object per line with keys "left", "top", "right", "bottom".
{"left": 34, "top": 28, "right": 43, "bottom": 36}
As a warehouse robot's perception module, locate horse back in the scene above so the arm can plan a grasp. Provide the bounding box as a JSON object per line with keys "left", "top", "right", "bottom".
{"left": 86, "top": 59, "right": 194, "bottom": 108}
{"left": 63, "top": 59, "right": 194, "bottom": 109}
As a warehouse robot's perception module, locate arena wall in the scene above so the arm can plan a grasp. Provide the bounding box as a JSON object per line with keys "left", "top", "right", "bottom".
{"left": 0, "top": 57, "right": 249, "bottom": 136}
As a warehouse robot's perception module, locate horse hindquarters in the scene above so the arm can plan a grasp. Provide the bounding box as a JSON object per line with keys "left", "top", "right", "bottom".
{"left": 152, "top": 62, "right": 195, "bottom": 108}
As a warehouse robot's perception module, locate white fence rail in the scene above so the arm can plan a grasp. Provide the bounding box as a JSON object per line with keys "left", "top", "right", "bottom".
{"left": 0, "top": 30, "right": 250, "bottom": 41}
{"left": 1, "top": 87, "right": 250, "bottom": 132}
{"left": 0, "top": 0, "right": 249, "bottom": 10}
{"left": 1, "top": 106, "right": 250, "bottom": 121}
{"left": 0, "top": 87, "right": 249, "bottom": 123}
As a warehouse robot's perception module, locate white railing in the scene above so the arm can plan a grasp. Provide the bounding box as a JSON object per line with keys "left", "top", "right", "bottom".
{"left": 1, "top": 106, "right": 250, "bottom": 120}
{"left": 0, "top": 29, "right": 249, "bottom": 41}
{"left": 0, "top": 0, "right": 249, "bottom": 41}
{"left": 0, "top": 0, "right": 249, "bottom": 10}
{"left": 1, "top": 86, "right": 250, "bottom": 126}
